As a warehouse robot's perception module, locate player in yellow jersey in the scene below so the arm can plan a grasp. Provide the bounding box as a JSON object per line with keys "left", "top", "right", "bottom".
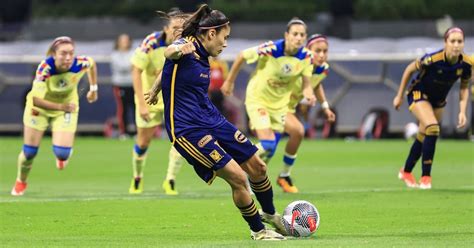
{"left": 11, "top": 36, "right": 98, "bottom": 196}
{"left": 222, "top": 17, "right": 316, "bottom": 188}
{"left": 129, "top": 8, "right": 189, "bottom": 195}
{"left": 275, "top": 34, "right": 336, "bottom": 193}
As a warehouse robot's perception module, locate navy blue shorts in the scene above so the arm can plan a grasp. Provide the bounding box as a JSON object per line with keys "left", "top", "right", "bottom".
{"left": 173, "top": 121, "right": 258, "bottom": 184}
{"left": 407, "top": 89, "right": 446, "bottom": 111}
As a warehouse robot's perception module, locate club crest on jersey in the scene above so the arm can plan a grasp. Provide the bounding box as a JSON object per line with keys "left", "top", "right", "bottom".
{"left": 198, "top": 135, "right": 212, "bottom": 148}
{"left": 282, "top": 64, "right": 292, "bottom": 74}
{"left": 58, "top": 79, "right": 68, "bottom": 88}
{"left": 456, "top": 69, "right": 462, "bottom": 76}
{"left": 234, "top": 130, "right": 248, "bottom": 143}
{"left": 209, "top": 150, "right": 223, "bottom": 162}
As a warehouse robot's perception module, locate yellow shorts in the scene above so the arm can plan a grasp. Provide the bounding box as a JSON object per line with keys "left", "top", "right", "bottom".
{"left": 246, "top": 103, "right": 286, "bottom": 133}
{"left": 23, "top": 107, "right": 78, "bottom": 132}
{"left": 135, "top": 109, "right": 164, "bottom": 128}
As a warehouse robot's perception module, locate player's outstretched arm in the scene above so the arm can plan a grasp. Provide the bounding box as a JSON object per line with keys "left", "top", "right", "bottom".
{"left": 393, "top": 60, "right": 417, "bottom": 110}
{"left": 145, "top": 71, "right": 163, "bottom": 105}
{"left": 164, "top": 42, "right": 196, "bottom": 60}
{"left": 314, "top": 83, "right": 335, "bottom": 122}
{"left": 301, "top": 75, "right": 316, "bottom": 106}
{"left": 221, "top": 52, "right": 245, "bottom": 96}
{"left": 86, "top": 59, "right": 98, "bottom": 103}
{"left": 32, "top": 97, "right": 76, "bottom": 112}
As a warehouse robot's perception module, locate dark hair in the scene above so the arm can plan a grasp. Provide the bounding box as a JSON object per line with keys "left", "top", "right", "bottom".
{"left": 181, "top": 4, "right": 229, "bottom": 38}
{"left": 114, "top": 33, "right": 132, "bottom": 50}
{"left": 156, "top": 7, "right": 189, "bottom": 41}
{"left": 286, "top": 17, "right": 306, "bottom": 32}
{"left": 306, "top": 34, "right": 328, "bottom": 48}
{"left": 444, "top": 26, "right": 465, "bottom": 41}
{"left": 46, "top": 36, "right": 75, "bottom": 56}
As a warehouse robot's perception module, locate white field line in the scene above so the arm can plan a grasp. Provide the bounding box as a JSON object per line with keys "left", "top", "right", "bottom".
{"left": 0, "top": 185, "right": 472, "bottom": 203}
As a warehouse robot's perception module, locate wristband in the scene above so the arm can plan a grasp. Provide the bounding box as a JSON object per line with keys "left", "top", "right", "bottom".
{"left": 89, "top": 84, "right": 98, "bottom": 92}
{"left": 321, "top": 101, "right": 329, "bottom": 109}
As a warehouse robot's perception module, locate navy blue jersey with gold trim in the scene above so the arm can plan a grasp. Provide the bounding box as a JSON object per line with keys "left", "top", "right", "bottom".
{"left": 161, "top": 37, "right": 226, "bottom": 141}
{"left": 408, "top": 49, "right": 472, "bottom": 101}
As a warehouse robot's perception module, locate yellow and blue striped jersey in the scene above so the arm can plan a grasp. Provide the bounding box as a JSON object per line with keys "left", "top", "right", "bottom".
{"left": 244, "top": 39, "right": 314, "bottom": 110}
{"left": 131, "top": 31, "right": 167, "bottom": 110}
{"left": 288, "top": 62, "right": 329, "bottom": 111}
{"left": 26, "top": 55, "right": 94, "bottom": 115}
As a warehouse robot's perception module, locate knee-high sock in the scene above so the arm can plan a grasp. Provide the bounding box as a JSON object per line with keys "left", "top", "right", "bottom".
{"left": 280, "top": 152, "right": 297, "bottom": 177}
{"left": 132, "top": 144, "right": 148, "bottom": 178}
{"left": 249, "top": 176, "right": 275, "bottom": 215}
{"left": 165, "top": 146, "right": 184, "bottom": 181}
{"left": 238, "top": 199, "right": 265, "bottom": 232}
{"left": 403, "top": 132, "right": 425, "bottom": 173}
{"left": 421, "top": 125, "right": 440, "bottom": 177}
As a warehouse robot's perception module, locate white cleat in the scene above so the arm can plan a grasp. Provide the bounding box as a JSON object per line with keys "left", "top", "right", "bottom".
{"left": 259, "top": 209, "right": 288, "bottom": 236}
{"left": 251, "top": 228, "right": 286, "bottom": 240}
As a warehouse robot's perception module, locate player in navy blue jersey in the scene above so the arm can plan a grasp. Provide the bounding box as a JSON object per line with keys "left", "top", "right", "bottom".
{"left": 152, "top": 4, "right": 286, "bottom": 240}
{"left": 393, "top": 27, "right": 472, "bottom": 189}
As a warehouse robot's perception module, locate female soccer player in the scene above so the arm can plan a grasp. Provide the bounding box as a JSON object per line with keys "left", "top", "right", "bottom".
{"left": 159, "top": 4, "right": 285, "bottom": 240}
{"left": 11, "top": 36, "right": 98, "bottom": 196}
{"left": 128, "top": 9, "right": 188, "bottom": 195}
{"left": 277, "top": 34, "right": 336, "bottom": 193}
{"left": 393, "top": 27, "right": 472, "bottom": 189}
{"left": 221, "top": 17, "right": 316, "bottom": 192}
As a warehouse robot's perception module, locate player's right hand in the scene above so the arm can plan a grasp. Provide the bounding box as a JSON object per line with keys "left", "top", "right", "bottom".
{"left": 221, "top": 80, "right": 234, "bottom": 96}
{"left": 61, "top": 103, "right": 76, "bottom": 113}
{"left": 139, "top": 106, "right": 151, "bottom": 122}
{"left": 393, "top": 95, "right": 403, "bottom": 111}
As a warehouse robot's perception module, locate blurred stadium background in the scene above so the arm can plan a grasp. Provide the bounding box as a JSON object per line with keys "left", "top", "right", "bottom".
{"left": 1, "top": 0, "right": 473, "bottom": 139}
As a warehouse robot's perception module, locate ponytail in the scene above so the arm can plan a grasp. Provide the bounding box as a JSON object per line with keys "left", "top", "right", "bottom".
{"left": 182, "top": 4, "right": 229, "bottom": 38}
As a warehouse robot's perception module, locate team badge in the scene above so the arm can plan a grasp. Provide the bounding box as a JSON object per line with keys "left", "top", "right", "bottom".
{"left": 209, "top": 150, "right": 223, "bottom": 163}
{"left": 58, "top": 79, "right": 68, "bottom": 88}
{"left": 198, "top": 135, "right": 212, "bottom": 148}
{"left": 234, "top": 130, "right": 248, "bottom": 143}
{"left": 282, "top": 64, "right": 292, "bottom": 74}
{"left": 456, "top": 69, "right": 462, "bottom": 76}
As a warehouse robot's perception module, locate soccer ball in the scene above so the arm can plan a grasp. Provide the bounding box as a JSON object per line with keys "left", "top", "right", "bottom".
{"left": 404, "top": 122, "right": 419, "bottom": 140}
{"left": 282, "top": 200, "right": 320, "bottom": 237}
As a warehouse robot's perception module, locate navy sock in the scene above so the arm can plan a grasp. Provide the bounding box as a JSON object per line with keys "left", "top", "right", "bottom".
{"left": 403, "top": 133, "right": 424, "bottom": 173}
{"left": 249, "top": 176, "right": 275, "bottom": 215}
{"left": 238, "top": 200, "right": 265, "bottom": 232}
{"left": 421, "top": 125, "right": 440, "bottom": 177}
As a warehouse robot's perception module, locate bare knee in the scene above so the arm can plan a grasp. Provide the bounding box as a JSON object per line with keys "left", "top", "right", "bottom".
{"left": 227, "top": 170, "right": 249, "bottom": 191}
{"left": 246, "top": 155, "right": 267, "bottom": 179}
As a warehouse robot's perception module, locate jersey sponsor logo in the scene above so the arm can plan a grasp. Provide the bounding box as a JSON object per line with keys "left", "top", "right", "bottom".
{"left": 456, "top": 69, "right": 463, "bottom": 76}
{"left": 437, "top": 69, "right": 443, "bottom": 74}
{"left": 198, "top": 135, "right": 213, "bottom": 148}
{"left": 31, "top": 109, "right": 40, "bottom": 116}
{"left": 199, "top": 73, "right": 209, "bottom": 78}
{"left": 234, "top": 130, "right": 248, "bottom": 143}
{"left": 258, "top": 108, "right": 268, "bottom": 116}
{"left": 209, "top": 149, "right": 223, "bottom": 163}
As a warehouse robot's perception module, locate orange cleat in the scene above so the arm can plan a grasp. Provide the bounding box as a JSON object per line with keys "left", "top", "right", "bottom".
{"left": 11, "top": 180, "right": 27, "bottom": 196}
{"left": 419, "top": 176, "right": 432, "bottom": 189}
{"left": 277, "top": 176, "right": 299, "bottom": 193}
{"left": 398, "top": 169, "right": 418, "bottom": 188}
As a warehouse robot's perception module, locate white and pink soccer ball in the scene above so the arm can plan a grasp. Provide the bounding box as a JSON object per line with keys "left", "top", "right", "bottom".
{"left": 282, "top": 200, "right": 320, "bottom": 237}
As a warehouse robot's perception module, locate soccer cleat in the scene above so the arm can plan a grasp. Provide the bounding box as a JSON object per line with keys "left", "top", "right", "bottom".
{"left": 251, "top": 228, "right": 286, "bottom": 240}
{"left": 419, "top": 176, "right": 432, "bottom": 189}
{"left": 277, "top": 176, "right": 299, "bottom": 193}
{"left": 56, "top": 159, "right": 68, "bottom": 170}
{"left": 129, "top": 177, "right": 143, "bottom": 194}
{"left": 11, "top": 180, "right": 27, "bottom": 196}
{"left": 162, "top": 179, "right": 178, "bottom": 195}
{"left": 398, "top": 169, "right": 418, "bottom": 188}
{"left": 259, "top": 210, "right": 288, "bottom": 236}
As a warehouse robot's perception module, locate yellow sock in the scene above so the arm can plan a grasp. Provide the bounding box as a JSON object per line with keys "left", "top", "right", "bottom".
{"left": 17, "top": 152, "right": 33, "bottom": 182}
{"left": 132, "top": 152, "right": 146, "bottom": 178}
{"left": 165, "top": 146, "right": 184, "bottom": 181}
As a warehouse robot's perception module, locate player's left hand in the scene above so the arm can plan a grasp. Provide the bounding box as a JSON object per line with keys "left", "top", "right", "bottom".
{"left": 324, "top": 108, "right": 336, "bottom": 123}
{"left": 144, "top": 91, "right": 158, "bottom": 105}
{"left": 87, "top": 90, "right": 98, "bottom": 103}
{"left": 303, "top": 89, "right": 316, "bottom": 106}
{"left": 457, "top": 112, "right": 466, "bottom": 129}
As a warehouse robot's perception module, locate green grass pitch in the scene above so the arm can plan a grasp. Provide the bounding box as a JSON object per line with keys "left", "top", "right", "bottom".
{"left": 0, "top": 137, "right": 473, "bottom": 247}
